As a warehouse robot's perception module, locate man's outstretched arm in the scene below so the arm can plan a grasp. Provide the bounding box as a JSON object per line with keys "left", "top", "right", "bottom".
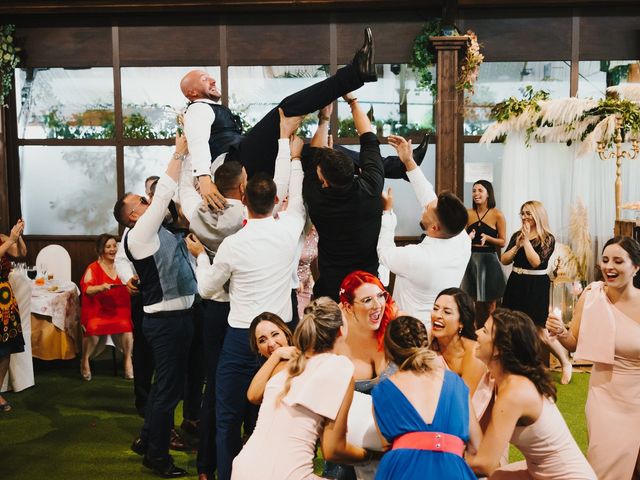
{"left": 387, "top": 135, "right": 436, "bottom": 206}
{"left": 376, "top": 187, "right": 416, "bottom": 277}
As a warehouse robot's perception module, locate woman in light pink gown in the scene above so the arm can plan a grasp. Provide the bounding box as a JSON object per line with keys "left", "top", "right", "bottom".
{"left": 466, "top": 309, "right": 596, "bottom": 479}
{"left": 231, "top": 297, "right": 374, "bottom": 480}
{"left": 546, "top": 236, "right": 640, "bottom": 479}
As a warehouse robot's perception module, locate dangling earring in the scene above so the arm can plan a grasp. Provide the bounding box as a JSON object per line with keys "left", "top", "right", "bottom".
{"left": 458, "top": 327, "right": 463, "bottom": 336}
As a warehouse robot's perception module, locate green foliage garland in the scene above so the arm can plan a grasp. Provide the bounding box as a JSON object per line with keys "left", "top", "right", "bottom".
{"left": 410, "top": 19, "right": 443, "bottom": 97}
{"left": 0, "top": 24, "right": 21, "bottom": 108}
{"left": 489, "top": 85, "right": 550, "bottom": 122}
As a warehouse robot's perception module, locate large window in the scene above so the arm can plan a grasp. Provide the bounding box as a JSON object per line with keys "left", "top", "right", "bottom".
{"left": 337, "top": 64, "right": 435, "bottom": 138}
{"left": 20, "top": 146, "right": 117, "bottom": 235}
{"left": 15, "top": 66, "right": 219, "bottom": 235}
{"left": 228, "top": 65, "right": 328, "bottom": 136}
{"left": 578, "top": 60, "right": 639, "bottom": 99}
{"left": 16, "top": 68, "right": 115, "bottom": 139}
{"left": 121, "top": 67, "right": 220, "bottom": 139}
{"left": 464, "top": 61, "right": 571, "bottom": 135}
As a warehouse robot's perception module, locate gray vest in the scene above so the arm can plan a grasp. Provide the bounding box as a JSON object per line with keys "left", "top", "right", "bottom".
{"left": 124, "top": 227, "right": 198, "bottom": 307}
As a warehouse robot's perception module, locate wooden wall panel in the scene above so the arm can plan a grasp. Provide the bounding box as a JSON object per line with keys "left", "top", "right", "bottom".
{"left": 460, "top": 9, "right": 573, "bottom": 61}
{"left": 335, "top": 13, "right": 432, "bottom": 64}
{"left": 579, "top": 12, "right": 640, "bottom": 60}
{"left": 17, "top": 27, "right": 113, "bottom": 68}
{"left": 226, "top": 17, "right": 331, "bottom": 65}
{"left": 25, "top": 238, "right": 102, "bottom": 285}
{"left": 119, "top": 25, "right": 221, "bottom": 66}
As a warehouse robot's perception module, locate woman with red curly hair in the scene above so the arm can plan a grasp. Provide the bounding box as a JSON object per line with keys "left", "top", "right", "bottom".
{"left": 337, "top": 270, "right": 399, "bottom": 390}
{"left": 324, "top": 271, "right": 400, "bottom": 479}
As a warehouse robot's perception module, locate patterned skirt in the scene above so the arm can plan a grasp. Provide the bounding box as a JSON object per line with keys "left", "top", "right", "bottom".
{"left": 0, "top": 278, "right": 25, "bottom": 356}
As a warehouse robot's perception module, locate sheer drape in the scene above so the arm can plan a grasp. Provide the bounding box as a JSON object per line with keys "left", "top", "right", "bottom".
{"left": 500, "top": 133, "right": 640, "bottom": 280}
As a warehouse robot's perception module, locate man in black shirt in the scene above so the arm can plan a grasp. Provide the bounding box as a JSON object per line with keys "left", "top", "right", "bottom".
{"left": 303, "top": 96, "right": 384, "bottom": 301}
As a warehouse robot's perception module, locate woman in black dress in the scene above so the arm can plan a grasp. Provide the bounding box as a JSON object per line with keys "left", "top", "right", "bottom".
{"left": 461, "top": 180, "right": 506, "bottom": 327}
{"left": 501, "top": 200, "right": 572, "bottom": 384}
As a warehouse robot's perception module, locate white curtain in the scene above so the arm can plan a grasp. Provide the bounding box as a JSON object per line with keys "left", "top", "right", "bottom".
{"left": 501, "top": 133, "right": 640, "bottom": 280}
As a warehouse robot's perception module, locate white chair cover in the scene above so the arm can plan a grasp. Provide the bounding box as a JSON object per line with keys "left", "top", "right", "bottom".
{"left": 35, "top": 244, "right": 72, "bottom": 282}
{"left": 1, "top": 271, "right": 35, "bottom": 392}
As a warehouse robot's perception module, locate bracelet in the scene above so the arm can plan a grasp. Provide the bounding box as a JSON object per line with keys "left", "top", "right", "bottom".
{"left": 173, "top": 152, "right": 186, "bottom": 161}
{"left": 345, "top": 97, "right": 358, "bottom": 105}
{"left": 318, "top": 114, "right": 330, "bottom": 122}
{"left": 291, "top": 156, "right": 301, "bottom": 161}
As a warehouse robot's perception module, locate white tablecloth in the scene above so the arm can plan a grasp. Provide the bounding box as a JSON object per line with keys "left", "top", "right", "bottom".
{"left": 31, "top": 280, "right": 80, "bottom": 331}
{"left": 1, "top": 271, "right": 34, "bottom": 393}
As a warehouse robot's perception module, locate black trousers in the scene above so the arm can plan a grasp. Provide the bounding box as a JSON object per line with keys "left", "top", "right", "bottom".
{"left": 229, "top": 64, "right": 365, "bottom": 177}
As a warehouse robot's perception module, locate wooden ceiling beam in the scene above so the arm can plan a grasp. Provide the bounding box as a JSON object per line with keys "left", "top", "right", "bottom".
{"left": 0, "top": 0, "right": 441, "bottom": 15}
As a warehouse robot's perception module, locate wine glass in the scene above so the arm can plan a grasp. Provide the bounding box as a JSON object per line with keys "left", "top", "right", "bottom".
{"left": 26, "top": 267, "right": 37, "bottom": 280}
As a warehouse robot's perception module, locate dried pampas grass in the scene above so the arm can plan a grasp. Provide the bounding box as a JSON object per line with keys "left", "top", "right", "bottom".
{"left": 568, "top": 197, "right": 592, "bottom": 281}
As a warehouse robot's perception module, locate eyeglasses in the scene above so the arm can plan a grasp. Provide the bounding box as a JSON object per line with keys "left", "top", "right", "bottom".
{"left": 353, "top": 291, "right": 388, "bottom": 308}
{"left": 129, "top": 196, "right": 149, "bottom": 217}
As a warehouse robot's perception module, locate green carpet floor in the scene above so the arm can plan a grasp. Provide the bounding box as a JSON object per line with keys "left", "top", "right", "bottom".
{"left": 0, "top": 359, "right": 589, "bottom": 479}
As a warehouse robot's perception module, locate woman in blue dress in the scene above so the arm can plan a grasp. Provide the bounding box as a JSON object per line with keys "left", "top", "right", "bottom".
{"left": 372, "top": 316, "right": 481, "bottom": 479}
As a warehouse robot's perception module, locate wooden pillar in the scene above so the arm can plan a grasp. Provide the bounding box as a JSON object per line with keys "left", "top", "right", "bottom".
{"left": 431, "top": 35, "right": 469, "bottom": 199}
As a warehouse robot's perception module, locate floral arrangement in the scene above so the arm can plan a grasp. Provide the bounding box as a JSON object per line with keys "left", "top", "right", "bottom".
{"left": 410, "top": 20, "right": 484, "bottom": 98}
{"left": 0, "top": 24, "right": 20, "bottom": 108}
{"left": 456, "top": 30, "right": 484, "bottom": 96}
{"left": 480, "top": 84, "right": 640, "bottom": 156}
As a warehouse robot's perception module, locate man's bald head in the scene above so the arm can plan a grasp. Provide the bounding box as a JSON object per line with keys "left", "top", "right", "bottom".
{"left": 180, "top": 70, "right": 221, "bottom": 102}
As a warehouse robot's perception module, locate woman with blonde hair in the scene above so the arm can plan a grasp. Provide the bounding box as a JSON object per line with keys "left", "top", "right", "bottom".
{"left": 231, "top": 297, "right": 374, "bottom": 480}
{"left": 372, "top": 315, "right": 480, "bottom": 479}
{"left": 501, "top": 200, "right": 571, "bottom": 384}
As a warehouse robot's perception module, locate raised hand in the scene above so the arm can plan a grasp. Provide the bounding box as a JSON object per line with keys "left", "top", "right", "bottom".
{"left": 279, "top": 108, "right": 304, "bottom": 139}
{"left": 387, "top": 135, "right": 414, "bottom": 166}
{"left": 381, "top": 186, "right": 393, "bottom": 211}
{"left": 290, "top": 135, "right": 304, "bottom": 159}
{"left": 9, "top": 219, "right": 24, "bottom": 242}
{"left": 175, "top": 131, "right": 189, "bottom": 156}
{"left": 274, "top": 345, "right": 298, "bottom": 361}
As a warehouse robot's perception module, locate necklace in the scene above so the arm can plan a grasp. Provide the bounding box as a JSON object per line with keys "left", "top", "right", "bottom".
{"left": 475, "top": 207, "right": 492, "bottom": 226}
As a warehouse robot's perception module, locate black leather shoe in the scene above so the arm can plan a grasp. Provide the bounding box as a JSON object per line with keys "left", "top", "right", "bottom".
{"left": 352, "top": 27, "right": 376, "bottom": 83}
{"left": 412, "top": 132, "right": 430, "bottom": 166}
{"left": 131, "top": 437, "right": 147, "bottom": 456}
{"left": 143, "top": 455, "right": 188, "bottom": 478}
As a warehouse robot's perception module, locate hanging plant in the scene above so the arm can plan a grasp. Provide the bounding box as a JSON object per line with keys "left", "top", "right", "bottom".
{"left": 411, "top": 20, "right": 484, "bottom": 99}
{"left": 0, "top": 24, "right": 21, "bottom": 108}
{"left": 410, "top": 19, "right": 443, "bottom": 97}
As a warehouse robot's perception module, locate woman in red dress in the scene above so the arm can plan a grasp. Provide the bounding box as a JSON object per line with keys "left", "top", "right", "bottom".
{"left": 80, "top": 234, "right": 132, "bottom": 381}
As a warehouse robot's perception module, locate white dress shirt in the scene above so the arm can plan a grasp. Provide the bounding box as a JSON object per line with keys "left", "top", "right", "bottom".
{"left": 115, "top": 227, "right": 136, "bottom": 284}
{"left": 195, "top": 160, "right": 305, "bottom": 328}
{"left": 126, "top": 174, "right": 195, "bottom": 313}
{"left": 183, "top": 98, "right": 224, "bottom": 177}
{"left": 377, "top": 168, "right": 471, "bottom": 328}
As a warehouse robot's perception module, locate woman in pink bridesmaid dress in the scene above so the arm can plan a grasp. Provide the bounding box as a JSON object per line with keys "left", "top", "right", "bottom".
{"left": 546, "top": 236, "right": 640, "bottom": 479}
{"left": 466, "top": 309, "right": 595, "bottom": 479}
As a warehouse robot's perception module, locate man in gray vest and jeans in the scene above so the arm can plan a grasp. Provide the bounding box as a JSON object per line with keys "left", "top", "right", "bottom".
{"left": 114, "top": 135, "right": 196, "bottom": 478}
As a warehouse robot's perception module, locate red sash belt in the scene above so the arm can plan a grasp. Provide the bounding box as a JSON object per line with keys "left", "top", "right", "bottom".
{"left": 391, "top": 431, "right": 465, "bottom": 458}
